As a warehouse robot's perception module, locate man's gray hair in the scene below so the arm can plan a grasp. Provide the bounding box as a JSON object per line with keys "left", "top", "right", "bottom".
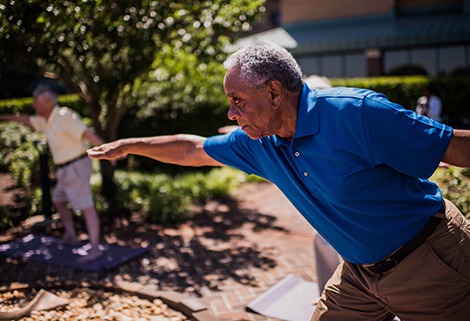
{"left": 33, "top": 84, "right": 58, "bottom": 104}
{"left": 223, "top": 40, "right": 303, "bottom": 92}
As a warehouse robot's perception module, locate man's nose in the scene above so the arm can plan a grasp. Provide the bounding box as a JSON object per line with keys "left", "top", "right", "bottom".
{"left": 227, "top": 105, "right": 240, "bottom": 121}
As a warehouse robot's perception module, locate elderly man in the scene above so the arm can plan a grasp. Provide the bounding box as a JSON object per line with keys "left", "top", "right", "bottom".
{"left": 0, "top": 85, "right": 105, "bottom": 262}
{"left": 88, "top": 41, "right": 470, "bottom": 320}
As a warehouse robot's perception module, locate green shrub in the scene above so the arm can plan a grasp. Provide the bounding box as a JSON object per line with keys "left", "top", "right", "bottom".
{"left": 0, "top": 123, "right": 43, "bottom": 189}
{"left": 387, "top": 64, "right": 428, "bottom": 76}
{"left": 0, "top": 94, "right": 85, "bottom": 116}
{"left": 430, "top": 167, "right": 470, "bottom": 218}
{"left": 0, "top": 123, "right": 47, "bottom": 230}
{"left": 430, "top": 76, "right": 470, "bottom": 127}
{"left": 91, "top": 167, "right": 249, "bottom": 224}
{"left": 330, "top": 76, "right": 428, "bottom": 110}
{"left": 0, "top": 206, "right": 14, "bottom": 230}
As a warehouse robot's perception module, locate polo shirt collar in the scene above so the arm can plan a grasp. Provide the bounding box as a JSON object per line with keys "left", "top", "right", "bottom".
{"left": 272, "top": 84, "right": 319, "bottom": 146}
{"left": 46, "top": 106, "right": 60, "bottom": 125}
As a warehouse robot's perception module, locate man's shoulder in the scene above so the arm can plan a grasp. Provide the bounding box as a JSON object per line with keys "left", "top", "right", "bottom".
{"left": 207, "top": 128, "right": 276, "bottom": 151}
{"left": 57, "top": 106, "right": 74, "bottom": 115}
{"left": 56, "top": 107, "right": 83, "bottom": 121}
{"left": 316, "top": 86, "right": 375, "bottom": 100}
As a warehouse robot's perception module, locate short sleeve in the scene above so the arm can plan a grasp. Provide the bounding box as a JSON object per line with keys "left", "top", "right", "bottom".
{"left": 362, "top": 92, "right": 452, "bottom": 178}
{"left": 61, "top": 109, "right": 87, "bottom": 141}
{"left": 204, "top": 128, "right": 265, "bottom": 177}
{"left": 29, "top": 115, "right": 45, "bottom": 133}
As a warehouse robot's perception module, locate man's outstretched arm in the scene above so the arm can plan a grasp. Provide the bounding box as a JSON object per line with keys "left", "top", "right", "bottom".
{"left": 0, "top": 114, "right": 32, "bottom": 127}
{"left": 87, "top": 134, "right": 224, "bottom": 167}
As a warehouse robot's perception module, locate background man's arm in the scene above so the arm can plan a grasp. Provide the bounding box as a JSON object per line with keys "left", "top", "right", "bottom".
{"left": 0, "top": 114, "right": 32, "bottom": 127}
{"left": 87, "top": 134, "right": 224, "bottom": 167}
{"left": 82, "top": 129, "right": 104, "bottom": 147}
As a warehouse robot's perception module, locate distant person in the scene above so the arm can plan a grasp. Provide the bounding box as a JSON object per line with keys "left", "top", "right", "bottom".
{"left": 88, "top": 41, "right": 470, "bottom": 321}
{"left": 416, "top": 86, "right": 442, "bottom": 122}
{"left": 0, "top": 85, "right": 105, "bottom": 263}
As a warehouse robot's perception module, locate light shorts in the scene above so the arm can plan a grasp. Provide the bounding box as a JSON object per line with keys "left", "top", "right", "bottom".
{"left": 52, "top": 156, "right": 95, "bottom": 211}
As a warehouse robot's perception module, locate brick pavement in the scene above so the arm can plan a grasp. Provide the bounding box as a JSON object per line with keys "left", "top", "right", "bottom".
{"left": 0, "top": 182, "right": 318, "bottom": 320}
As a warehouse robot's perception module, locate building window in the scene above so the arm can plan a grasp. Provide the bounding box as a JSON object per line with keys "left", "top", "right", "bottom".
{"left": 410, "top": 47, "right": 437, "bottom": 75}
{"left": 346, "top": 53, "right": 366, "bottom": 77}
{"left": 322, "top": 55, "right": 342, "bottom": 78}
{"left": 438, "top": 46, "right": 466, "bottom": 75}
{"left": 384, "top": 50, "right": 409, "bottom": 75}
{"left": 297, "top": 56, "right": 321, "bottom": 77}
{"left": 298, "top": 52, "right": 366, "bottom": 78}
{"left": 384, "top": 45, "right": 468, "bottom": 76}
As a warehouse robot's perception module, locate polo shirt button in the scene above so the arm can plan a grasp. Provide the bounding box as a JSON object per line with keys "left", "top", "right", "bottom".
{"left": 303, "top": 171, "right": 309, "bottom": 177}
{"left": 295, "top": 151, "right": 300, "bottom": 157}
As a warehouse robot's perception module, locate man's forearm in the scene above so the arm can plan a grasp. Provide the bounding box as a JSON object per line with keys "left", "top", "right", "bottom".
{"left": 82, "top": 129, "right": 104, "bottom": 147}
{"left": 88, "top": 134, "right": 223, "bottom": 167}
{"left": 442, "top": 129, "right": 470, "bottom": 167}
{"left": 0, "top": 114, "right": 31, "bottom": 126}
{"left": 124, "top": 135, "right": 203, "bottom": 165}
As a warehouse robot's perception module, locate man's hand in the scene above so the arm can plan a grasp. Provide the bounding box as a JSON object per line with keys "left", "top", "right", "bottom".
{"left": 87, "top": 141, "right": 127, "bottom": 160}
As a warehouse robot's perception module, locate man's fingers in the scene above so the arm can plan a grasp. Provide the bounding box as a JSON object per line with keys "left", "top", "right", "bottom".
{"left": 87, "top": 146, "right": 112, "bottom": 159}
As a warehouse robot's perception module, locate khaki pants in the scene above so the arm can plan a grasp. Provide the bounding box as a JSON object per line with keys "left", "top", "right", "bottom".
{"left": 312, "top": 199, "right": 470, "bottom": 321}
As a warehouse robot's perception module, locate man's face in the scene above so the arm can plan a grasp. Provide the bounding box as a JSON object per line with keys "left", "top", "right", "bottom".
{"left": 33, "top": 94, "right": 54, "bottom": 118}
{"left": 224, "top": 68, "right": 279, "bottom": 140}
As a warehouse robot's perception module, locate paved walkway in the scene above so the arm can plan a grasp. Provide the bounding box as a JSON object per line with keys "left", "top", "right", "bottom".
{"left": 0, "top": 182, "right": 318, "bottom": 320}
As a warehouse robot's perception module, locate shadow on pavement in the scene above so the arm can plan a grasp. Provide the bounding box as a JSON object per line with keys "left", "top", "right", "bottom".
{"left": 0, "top": 193, "right": 289, "bottom": 298}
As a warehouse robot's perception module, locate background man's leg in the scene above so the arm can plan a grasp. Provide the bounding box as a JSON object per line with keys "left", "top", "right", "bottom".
{"left": 53, "top": 200, "right": 78, "bottom": 245}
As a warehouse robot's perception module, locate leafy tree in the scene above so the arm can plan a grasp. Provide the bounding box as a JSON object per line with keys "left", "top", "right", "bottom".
{"left": 0, "top": 0, "right": 264, "bottom": 207}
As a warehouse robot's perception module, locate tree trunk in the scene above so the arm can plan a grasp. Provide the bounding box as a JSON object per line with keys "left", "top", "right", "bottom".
{"left": 83, "top": 87, "right": 122, "bottom": 216}
{"left": 99, "top": 159, "right": 118, "bottom": 215}
{"left": 79, "top": 80, "right": 133, "bottom": 216}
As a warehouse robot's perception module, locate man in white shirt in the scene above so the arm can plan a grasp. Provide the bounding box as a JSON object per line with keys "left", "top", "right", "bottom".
{"left": 0, "top": 85, "right": 105, "bottom": 262}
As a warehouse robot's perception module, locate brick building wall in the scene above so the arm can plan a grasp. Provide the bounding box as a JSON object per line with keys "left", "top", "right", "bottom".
{"left": 281, "top": 0, "right": 394, "bottom": 24}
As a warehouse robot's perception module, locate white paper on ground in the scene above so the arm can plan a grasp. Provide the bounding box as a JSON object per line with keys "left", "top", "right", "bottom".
{"left": 247, "top": 274, "right": 401, "bottom": 321}
{"left": 247, "top": 274, "right": 320, "bottom": 321}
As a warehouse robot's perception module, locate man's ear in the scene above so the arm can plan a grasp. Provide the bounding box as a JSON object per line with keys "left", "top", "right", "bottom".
{"left": 268, "top": 79, "right": 283, "bottom": 109}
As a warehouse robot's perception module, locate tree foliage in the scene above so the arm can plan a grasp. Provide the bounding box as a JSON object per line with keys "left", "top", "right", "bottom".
{"left": 128, "top": 44, "right": 229, "bottom": 128}
{"left": 1, "top": 0, "right": 264, "bottom": 207}
{"left": 1, "top": 0, "right": 264, "bottom": 141}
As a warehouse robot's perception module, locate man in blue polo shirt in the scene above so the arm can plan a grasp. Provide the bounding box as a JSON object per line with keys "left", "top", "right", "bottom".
{"left": 88, "top": 41, "right": 470, "bottom": 321}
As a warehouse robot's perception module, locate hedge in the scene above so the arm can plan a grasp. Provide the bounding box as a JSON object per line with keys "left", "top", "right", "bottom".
{"left": 0, "top": 94, "right": 86, "bottom": 116}
{"left": 330, "top": 75, "right": 470, "bottom": 128}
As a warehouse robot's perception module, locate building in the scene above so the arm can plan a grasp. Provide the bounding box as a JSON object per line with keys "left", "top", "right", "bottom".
{"left": 246, "top": 0, "right": 470, "bottom": 78}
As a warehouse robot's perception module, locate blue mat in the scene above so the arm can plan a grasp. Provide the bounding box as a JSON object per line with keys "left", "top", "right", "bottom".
{"left": 0, "top": 234, "right": 150, "bottom": 272}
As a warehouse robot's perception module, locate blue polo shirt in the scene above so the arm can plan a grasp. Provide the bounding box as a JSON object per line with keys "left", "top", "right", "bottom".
{"left": 204, "top": 84, "right": 453, "bottom": 264}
